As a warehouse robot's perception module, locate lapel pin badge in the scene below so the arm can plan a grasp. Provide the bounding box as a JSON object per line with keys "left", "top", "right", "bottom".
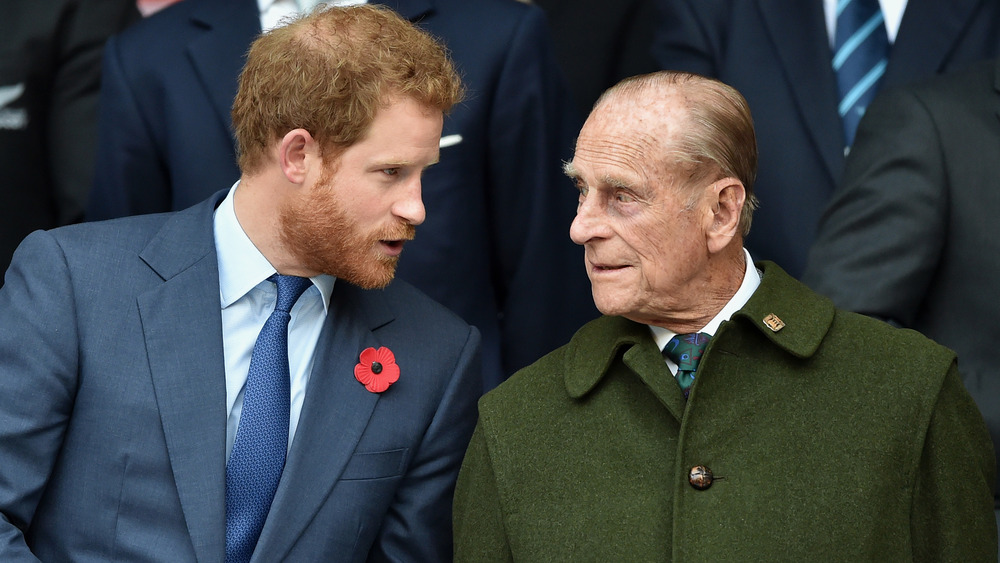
{"left": 763, "top": 313, "right": 785, "bottom": 333}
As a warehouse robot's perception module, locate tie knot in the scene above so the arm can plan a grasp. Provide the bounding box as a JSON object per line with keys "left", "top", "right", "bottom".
{"left": 270, "top": 274, "right": 312, "bottom": 313}
{"left": 663, "top": 332, "right": 711, "bottom": 372}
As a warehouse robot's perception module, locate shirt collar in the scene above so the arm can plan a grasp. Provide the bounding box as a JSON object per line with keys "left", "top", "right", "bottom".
{"left": 258, "top": 0, "right": 282, "bottom": 14}
{"left": 213, "top": 182, "right": 336, "bottom": 311}
{"left": 649, "top": 248, "right": 761, "bottom": 350}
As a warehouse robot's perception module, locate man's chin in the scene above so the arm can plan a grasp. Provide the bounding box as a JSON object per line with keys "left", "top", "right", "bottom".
{"left": 351, "top": 272, "right": 395, "bottom": 290}
{"left": 340, "top": 262, "right": 398, "bottom": 289}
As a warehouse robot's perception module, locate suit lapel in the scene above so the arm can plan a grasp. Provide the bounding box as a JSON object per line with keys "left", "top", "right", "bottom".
{"left": 253, "top": 282, "right": 395, "bottom": 561}
{"left": 138, "top": 194, "right": 229, "bottom": 563}
{"left": 757, "top": 0, "right": 845, "bottom": 179}
{"left": 186, "top": 0, "right": 261, "bottom": 144}
{"left": 884, "top": 0, "right": 982, "bottom": 85}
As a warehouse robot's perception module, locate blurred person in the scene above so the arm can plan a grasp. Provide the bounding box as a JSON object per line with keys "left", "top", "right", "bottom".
{"left": 0, "top": 0, "right": 139, "bottom": 280}
{"left": 87, "top": 0, "right": 597, "bottom": 390}
{"left": 0, "top": 6, "right": 479, "bottom": 561}
{"left": 804, "top": 56, "right": 1000, "bottom": 537}
{"left": 532, "top": 0, "right": 659, "bottom": 120}
{"left": 651, "top": 0, "right": 1000, "bottom": 278}
{"left": 453, "top": 71, "right": 996, "bottom": 561}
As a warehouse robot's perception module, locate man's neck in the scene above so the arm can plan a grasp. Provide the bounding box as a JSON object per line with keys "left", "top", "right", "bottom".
{"left": 639, "top": 247, "right": 748, "bottom": 334}
{"left": 232, "top": 175, "right": 311, "bottom": 277}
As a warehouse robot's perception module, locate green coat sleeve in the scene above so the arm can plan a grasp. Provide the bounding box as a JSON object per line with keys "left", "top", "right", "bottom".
{"left": 911, "top": 363, "right": 997, "bottom": 561}
{"left": 454, "top": 422, "right": 514, "bottom": 562}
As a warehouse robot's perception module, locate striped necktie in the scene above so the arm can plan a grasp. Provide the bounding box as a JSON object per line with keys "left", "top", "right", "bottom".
{"left": 832, "top": 0, "right": 889, "bottom": 147}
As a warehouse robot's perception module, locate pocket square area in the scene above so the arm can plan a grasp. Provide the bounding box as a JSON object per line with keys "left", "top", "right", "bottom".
{"left": 439, "top": 134, "right": 463, "bottom": 148}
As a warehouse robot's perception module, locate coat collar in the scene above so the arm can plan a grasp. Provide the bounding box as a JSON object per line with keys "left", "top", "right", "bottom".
{"left": 729, "top": 261, "right": 834, "bottom": 359}
{"left": 562, "top": 261, "right": 835, "bottom": 400}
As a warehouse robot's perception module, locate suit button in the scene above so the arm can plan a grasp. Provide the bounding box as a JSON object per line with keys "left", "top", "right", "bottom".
{"left": 688, "top": 465, "right": 714, "bottom": 490}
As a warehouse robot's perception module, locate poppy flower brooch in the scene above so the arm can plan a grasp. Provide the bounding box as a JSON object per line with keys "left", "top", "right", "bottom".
{"left": 354, "top": 346, "right": 400, "bottom": 393}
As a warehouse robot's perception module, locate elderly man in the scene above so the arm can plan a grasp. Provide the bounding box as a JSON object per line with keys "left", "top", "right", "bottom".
{"left": 0, "top": 6, "right": 478, "bottom": 561}
{"left": 453, "top": 71, "right": 996, "bottom": 561}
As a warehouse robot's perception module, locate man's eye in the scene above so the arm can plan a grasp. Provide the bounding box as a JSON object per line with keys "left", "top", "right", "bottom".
{"left": 615, "top": 192, "right": 635, "bottom": 203}
{"left": 577, "top": 184, "right": 589, "bottom": 197}
{"left": 382, "top": 168, "right": 399, "bottom": 176}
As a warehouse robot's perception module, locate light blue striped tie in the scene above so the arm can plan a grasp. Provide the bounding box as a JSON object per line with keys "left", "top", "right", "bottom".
{"left": 832, "top": 0, "right": 889, "bottom": 147}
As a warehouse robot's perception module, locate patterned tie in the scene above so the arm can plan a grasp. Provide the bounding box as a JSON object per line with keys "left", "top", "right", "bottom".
{"left": 832, "top": 0, "right": 889, "bottom": 147}
{"left": 225, "top": 274, "right": 312, "bottom": 563}
{"left": 663, "top": 332, "right": 711, "bottom": 398}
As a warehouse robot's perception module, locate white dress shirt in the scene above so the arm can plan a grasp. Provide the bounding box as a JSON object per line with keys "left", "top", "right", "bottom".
{"left": 214, "top": 183, "right": 336, "bottom": 460}
{"left": 258, "top": 0, "right": 368, "bottom": 32}
{"left": 649, "top": 249, "right": 761, "bottom": 375}
{"left": 824, "top": 0, "right": 907, "bottom": 45}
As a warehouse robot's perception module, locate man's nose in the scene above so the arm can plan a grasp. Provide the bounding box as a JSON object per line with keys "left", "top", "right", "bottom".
{"left": 569, "top": 193, "right": 608, "bottom": 245}
{"left": 394, "top": 178, "right": 426, "bottom": 226}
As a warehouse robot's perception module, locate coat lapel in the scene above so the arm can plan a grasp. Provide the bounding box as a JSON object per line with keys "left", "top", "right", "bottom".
{"left": 253, "top": 282, "right": 395, "bottom": 561}
{"left": 138, "top": 194, "right": 229, "bottom": 563}
{"left": 883, "top": 0, "right": 982, "bottom": 85}
{"left": 186, "top": 0, "right": 261, "bottom": 143}
{"left": 564, "top": 316, "right": 687, "bottom": 423}
{"left": 756, "top": 0, "right": 845, "bottom": 179}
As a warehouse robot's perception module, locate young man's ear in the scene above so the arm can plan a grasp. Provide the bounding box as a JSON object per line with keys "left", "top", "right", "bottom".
{"left": 278, "top": 128, "right": 316, "bottom": 184}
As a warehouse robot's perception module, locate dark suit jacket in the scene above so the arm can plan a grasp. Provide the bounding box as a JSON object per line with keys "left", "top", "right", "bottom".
{"left": 532, "top": 0, "right": 659, "bottom": 120}
{"left": 87, "top": 0, "right": 597, "bottom": 389}
{"left": 0, "top": 193, "right": 481, "bottom": 561}
{"left": 455, "top": 261, "right": 997, "bottom": 561}
{"left": 803, "top": 58, "right": 1000, "bottom": 503}
{"left": 652, "top": 0, "right": 1000, "bottom": 278}
{"left": 0, "top": 0, "right": 138, "bottom": 278}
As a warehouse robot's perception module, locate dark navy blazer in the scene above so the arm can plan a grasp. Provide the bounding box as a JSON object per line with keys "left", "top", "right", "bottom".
{"left": 652, "top": 0, "right": 1000, "bottom": 277}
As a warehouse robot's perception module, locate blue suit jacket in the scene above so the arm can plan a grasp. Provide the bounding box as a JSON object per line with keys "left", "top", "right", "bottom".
{"left": 0, "top": 193, "right": 481, "bottom": 561}
{"left": 87, "top": 0, "right": 598, "bottom": 389}
{"left": 652, "top": 0, "right": 1000, "bottom": 278}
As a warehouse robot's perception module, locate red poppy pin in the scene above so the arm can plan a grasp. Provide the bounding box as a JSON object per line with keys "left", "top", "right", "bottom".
{"left": 354, "top": 346, "right": 400, "bottom": 393}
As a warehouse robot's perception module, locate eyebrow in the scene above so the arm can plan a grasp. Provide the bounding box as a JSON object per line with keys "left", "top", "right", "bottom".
{"left": 603, "top": 175, "right": 633, "bottom": 190}
{"left": 564, "top": 161, "right": 638, "bottom": 192}
{"left": 562, "top": 160, "right": 579, "bottom": 180}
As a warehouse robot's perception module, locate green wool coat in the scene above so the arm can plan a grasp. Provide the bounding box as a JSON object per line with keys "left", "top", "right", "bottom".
{"left": 454, "top": 262, "right": 996, "bottom": 562}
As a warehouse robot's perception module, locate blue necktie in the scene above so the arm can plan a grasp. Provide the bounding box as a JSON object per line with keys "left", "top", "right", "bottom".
{"left": 225, "top": 274, "right": 312, "bottom": 563}
{"left": 832, "top": 0, "right": 889, "bottom": 146}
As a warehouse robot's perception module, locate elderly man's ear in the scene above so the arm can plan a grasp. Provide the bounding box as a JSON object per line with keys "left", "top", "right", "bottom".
{"left": 705, "top": 177, "right": 746, "bottom": 254}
